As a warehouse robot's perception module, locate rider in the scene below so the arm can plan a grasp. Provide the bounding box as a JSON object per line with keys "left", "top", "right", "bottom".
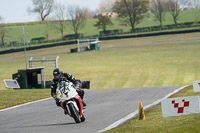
{"left": 51, "top": 68, "right": 86, "bottom": 108}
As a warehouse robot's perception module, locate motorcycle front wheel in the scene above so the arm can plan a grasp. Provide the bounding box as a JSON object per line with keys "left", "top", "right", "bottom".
{"left": 81, "top": 114, "right": 86, "bottom": 122}
{"left": 68, "top": 102, "right": 81, "bottom": 123}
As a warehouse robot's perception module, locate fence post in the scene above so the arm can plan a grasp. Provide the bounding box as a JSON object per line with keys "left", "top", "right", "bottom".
{"left": 42, "top": 57, "right": 46, "bottom": 88}
{"left": 29, "top": 57, "right": 33, "bottom": 68}
{"left": 55, "top": 56, "right": 59, "bottom": 68}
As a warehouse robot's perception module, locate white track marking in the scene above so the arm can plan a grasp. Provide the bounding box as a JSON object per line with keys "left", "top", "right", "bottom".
{"left": 96, "top": 85, "right": 189, "bottom": 133}
{"left": 0, "top": 98, "right": 51, "bottom": 112}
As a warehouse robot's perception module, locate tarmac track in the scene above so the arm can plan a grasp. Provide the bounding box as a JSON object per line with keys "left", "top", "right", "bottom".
{"left": 0, "top": 86, "right": 184, "bottom": 133}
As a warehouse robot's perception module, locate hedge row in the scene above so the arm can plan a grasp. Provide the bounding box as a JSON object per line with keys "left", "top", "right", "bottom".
{"left": 100, "top": 21, "right": 200, "bottom": 35}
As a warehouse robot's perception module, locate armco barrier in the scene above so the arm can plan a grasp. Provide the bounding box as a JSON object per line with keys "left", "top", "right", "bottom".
{"left": 98, "top": 29, "right": 200, "bottom": 41}
{"left": 1, "top": 29, "right": 200, "bottom": 55}
{"left": 0, "top": 40, "right": 76, "bottom": 55}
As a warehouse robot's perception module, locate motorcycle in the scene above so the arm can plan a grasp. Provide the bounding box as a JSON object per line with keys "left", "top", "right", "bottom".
{"left": 56, "top": 80, "right": 86, "bottom": 123}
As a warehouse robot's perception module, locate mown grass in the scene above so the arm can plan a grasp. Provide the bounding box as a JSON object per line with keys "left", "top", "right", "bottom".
{"left": 0, "top": 32, "right": 200, "bottom": 109}
{"left": 104, "top": 85, "right": 200, "bottom": 133}
{"left": 1, "top": 32, "right": 200, "bottom": 90}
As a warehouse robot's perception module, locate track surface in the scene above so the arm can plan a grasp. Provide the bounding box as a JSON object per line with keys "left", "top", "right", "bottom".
{"left": 0, "top": 86, "right": 182, "bottom": 133}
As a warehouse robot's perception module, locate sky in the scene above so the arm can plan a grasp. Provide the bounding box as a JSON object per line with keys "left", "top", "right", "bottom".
{"left": 0, "top": 0, "right": 102, "bottom": 23}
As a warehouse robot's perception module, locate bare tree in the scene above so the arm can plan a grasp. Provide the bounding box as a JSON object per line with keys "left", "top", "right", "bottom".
{"left": 151, "top": 0, "right": 167, "bottom": 27}
{"left": 168, "top": 0, "right": 181, "bottom": 26}
{"left": 97, "top": 0, "right": 116, "bottom": 13}
{"left": 189, "top": 0, "right": 200, "bottom": 9}
{"left": 0, "top": 17, "right": 7, "bottom": 47}
{"left": 52, "top": 4, "right": 67, "bottom": 39}
{"left": 67, "top": 5, "right": 87, "bottom": 38}
{"left": 169, "top": 0, "right": 191, "bottom": 24}
{"left": 29, "top": 0, "right": 55, "bottom": 21}
{"left": 178, "top": 0, "right": 191, "bottom": 9}
{"left": 113, "top": 0, "right": 149, "bottom": 32}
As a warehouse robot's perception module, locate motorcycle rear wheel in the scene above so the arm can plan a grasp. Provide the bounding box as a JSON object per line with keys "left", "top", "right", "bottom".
{"left": 68, "top": 103, "right": 81, "bottom": 123}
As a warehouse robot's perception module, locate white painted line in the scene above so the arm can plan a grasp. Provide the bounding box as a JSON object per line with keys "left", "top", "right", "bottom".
{"left": 0, "top": 97, "right": 52, "bottom": 112}
{"left": 96, "top": 85, "right": 189, "bottom": 133}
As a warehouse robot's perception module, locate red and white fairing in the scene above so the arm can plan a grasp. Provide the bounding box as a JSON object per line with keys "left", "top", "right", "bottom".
{"left": 56, "top": 80, "right": 84, "bottom": 120}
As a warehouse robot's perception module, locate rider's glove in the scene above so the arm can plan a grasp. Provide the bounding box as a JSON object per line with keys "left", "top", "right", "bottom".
{"left": 75, "top": 84, "right": 80, "bottom": 90}
{"left": 53, "top": 95, "right": 57, "bottom": 100}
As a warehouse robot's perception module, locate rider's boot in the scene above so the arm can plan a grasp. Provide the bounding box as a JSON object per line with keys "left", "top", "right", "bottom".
{"left": 64, "top": 110, "right": 68, "bottom": 115}
{"left": 82, "top": 100, "right": 86, "bottom": 109}
{"left": 56, "top": 99, "right": 61, "bottom": 107}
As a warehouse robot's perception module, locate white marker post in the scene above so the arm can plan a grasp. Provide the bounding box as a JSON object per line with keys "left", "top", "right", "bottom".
{"left": 161, "top": 96, "right": 200, "bottom": 118}
{"left": 193, "top": 81, "right": 200, "bottom": 92}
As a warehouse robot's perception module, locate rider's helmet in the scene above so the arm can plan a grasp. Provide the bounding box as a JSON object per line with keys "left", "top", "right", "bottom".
{"left": 53, "top": 68, "right": 63, "bottom": 80}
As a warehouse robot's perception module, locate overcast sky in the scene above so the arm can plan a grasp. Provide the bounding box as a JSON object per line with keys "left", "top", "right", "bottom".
{"left": 0, "top": 0, "right": 102, "bottom": 23}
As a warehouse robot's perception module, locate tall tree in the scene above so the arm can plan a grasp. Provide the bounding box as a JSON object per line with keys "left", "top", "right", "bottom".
{"left": 30, "top": 0, "right": 55, "bottom": 21}
{"left": 67, "top": 5, "right": 87, "bottom": 38}
{"left": 151, "top": 0, "right": 167, "bottom": 27}
{"left": 113, "top": 0, "right": 149, "bottom": 32}
{"left": 168, "top": 0, "right": 181, "bottom": 26}
{"left": 168, "top": 0, "right": 191, "bottom": 26}
{"left": 0, "top": 17, "right": 7, "bottom": 47}
{"left": 53, "top": 4, "right": 67, "bottom": 39}
{"left": 94, "top": 16, "right": 113, "bottom": 33}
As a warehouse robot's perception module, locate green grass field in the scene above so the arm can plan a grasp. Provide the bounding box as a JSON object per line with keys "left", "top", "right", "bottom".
{"left": 2, "top": 9, "right": 200, "bottom": 43}
{"left": 1, "top": 32, "right": 200, "bottom": 132}
{"left": 1, "top": 32, "right": 200, "bottom": 90}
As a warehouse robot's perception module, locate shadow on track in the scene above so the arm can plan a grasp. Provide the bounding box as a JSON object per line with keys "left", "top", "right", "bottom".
{"left": 17, "top": 122, "right": 76, "bottom": 128}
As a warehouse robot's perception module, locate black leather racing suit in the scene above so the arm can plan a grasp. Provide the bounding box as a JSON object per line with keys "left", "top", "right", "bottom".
{"left": 51, "top": 73, "right": 85, "bottom": 106}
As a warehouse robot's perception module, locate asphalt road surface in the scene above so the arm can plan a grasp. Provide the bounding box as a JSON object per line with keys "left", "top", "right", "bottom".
{"left": 0, "top": 86, "right": 183, "bottom": 133}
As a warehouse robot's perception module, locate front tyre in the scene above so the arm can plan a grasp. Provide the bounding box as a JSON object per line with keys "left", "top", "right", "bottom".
{"left": 68, "top": 103, "right": 81, "bottom": 123}
{"left": 81, "top": 114, "right": 86, "bottom": 122}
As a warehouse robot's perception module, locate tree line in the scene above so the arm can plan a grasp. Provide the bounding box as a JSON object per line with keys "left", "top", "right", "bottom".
{"left": 0, "top": 0, "right": 200, "bottom": 46}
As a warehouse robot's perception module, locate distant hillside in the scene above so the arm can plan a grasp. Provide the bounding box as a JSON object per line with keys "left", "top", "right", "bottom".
{"left": 1, "top": 9, "right": 200, "bottom": 45}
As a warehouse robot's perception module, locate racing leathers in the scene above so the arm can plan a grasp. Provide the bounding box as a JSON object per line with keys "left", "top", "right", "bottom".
{"left": 51, "top": 73, "right": 85, "bottom": 107}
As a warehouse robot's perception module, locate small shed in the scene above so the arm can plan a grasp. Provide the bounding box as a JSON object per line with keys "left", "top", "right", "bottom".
{"left": 90, "top": 41, "right": 100, "bottom": 50}
{"left": 12, "top": 67, "right": 44, "bottom": 89}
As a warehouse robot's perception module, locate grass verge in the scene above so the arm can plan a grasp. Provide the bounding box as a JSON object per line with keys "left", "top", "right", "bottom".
{"left": 0, "top": 89, "right": 50, "bottom": 109}
{"left": 104, "top": 85, "right": 200, "bottom": 133}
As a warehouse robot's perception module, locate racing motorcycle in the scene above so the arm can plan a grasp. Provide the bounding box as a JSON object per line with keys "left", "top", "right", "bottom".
{"left": 56, "top": 79, "right": 86, "bottom": 123}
